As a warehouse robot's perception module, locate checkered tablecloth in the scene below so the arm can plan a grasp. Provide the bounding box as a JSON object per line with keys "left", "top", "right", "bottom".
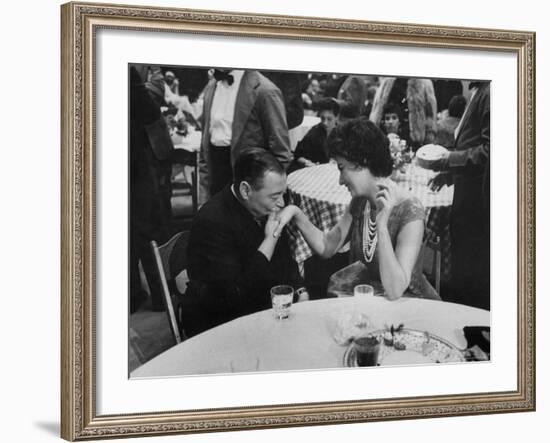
{"left": 287, "top": 162, "right": 453, "bottom": 282}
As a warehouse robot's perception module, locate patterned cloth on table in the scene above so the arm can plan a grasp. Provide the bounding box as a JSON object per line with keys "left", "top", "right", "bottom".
{"left": 286, "top": 162, "right": 453, "bottom": 281}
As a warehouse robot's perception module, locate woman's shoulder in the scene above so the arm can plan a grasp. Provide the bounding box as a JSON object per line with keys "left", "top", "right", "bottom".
{"left": 391, "top": 194, "right": 426, "bottom": 224}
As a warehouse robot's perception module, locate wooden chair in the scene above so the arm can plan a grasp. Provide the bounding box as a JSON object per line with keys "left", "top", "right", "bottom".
{"left": 150, "top": 231, "right": 190, "bottom": 344}
{"left": 423, "top": 235, "right": 442, "bottom": 296}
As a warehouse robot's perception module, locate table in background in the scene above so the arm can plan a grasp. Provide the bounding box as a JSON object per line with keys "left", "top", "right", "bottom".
{"left": 287, "top": 162, "right": 454, "bottom": 280}
{"left": 131, "top": 296, "right": 488, "bottom": 377}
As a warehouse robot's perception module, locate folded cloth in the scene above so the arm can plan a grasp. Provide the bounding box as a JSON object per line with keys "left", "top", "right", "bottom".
{"left": 463, "top": 326, "right": 490, "bottom": 361}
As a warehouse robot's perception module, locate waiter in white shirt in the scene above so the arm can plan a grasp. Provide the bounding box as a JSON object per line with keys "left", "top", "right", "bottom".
{"left": 198, "top": 68, "right": 291, "bottom": 202}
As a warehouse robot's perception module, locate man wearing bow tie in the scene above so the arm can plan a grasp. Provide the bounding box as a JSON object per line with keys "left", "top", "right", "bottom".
{"left": 198, "top": 68, "right": 291, "bottom": 204}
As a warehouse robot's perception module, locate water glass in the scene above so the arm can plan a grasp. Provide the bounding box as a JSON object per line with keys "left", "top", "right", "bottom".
{"left": 354, "top": 284, "right": 374, "bottom": 298}
{"left": 271, "top": 285, "right": 294, "bottom": 319}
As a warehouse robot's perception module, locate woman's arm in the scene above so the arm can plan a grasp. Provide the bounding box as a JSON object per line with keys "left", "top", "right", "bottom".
{"left": 375, "top": 182, "right": 424, "bottom": 300}
{"left": 377, "top": 219, "right": 424, "bottom": 300}
{"left": 274, "top": 205, "right": 353, "bottom": 259}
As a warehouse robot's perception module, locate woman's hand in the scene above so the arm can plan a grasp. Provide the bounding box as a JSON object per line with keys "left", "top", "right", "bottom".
{"left": 272, "top": 205, "right": 299, "bottom": 238}
{"left": 375, "top": 181, "right": 399, "bottom": 226}
{"left": 263, "top": 210, "right": 282, "bottom": 241}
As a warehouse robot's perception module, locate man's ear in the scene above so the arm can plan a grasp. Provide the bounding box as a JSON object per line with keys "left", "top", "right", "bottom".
{"left": 239, "top": 181, "right": 252, "bottom": 200}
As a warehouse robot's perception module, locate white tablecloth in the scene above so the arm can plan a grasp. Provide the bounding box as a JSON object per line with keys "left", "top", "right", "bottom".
{"left": 131, "top": 297, "right": 489, "bottom": 377}
{"left": 172, "top": 129, "right": 202, "bottom": 152}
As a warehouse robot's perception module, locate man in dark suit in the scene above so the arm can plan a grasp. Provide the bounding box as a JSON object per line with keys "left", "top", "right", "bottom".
{"left": 198, "top": 69, "right": 291, "bottom": 204}
{"left": 129, "top": 65, "right": 174, "bottom": 312}
{"left": 183, "top": 148, "right": 306, "bottom": 336}
{"left": 429, "top": 81, "right": 490, "bottom": 310}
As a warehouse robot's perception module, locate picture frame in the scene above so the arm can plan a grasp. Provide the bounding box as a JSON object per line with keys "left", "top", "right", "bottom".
{"left": 61, "top": 1, "right": 536, "bottom": 440}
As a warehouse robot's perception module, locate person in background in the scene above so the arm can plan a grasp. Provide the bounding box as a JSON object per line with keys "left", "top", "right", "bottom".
{"left": 428, "top": 81, "right": 490, "bottom": 310}
{"left": 164, "top": 70, "right": 179, "bottom": 95}
{"left": 433, "top": 79, "right": 463, "bottom": 115}
{"left": 381, "top": 102, "right": 403, "bottom": 137}
{"left": 198, "top": 69, "right": 291, "bottom": 204}
{"left": 129, "top": 65, "right": 174, "bottom": 313}
{"left": 290, "top": 98, "right": 339, "bottom": 171}
{"left": 323, "top": 73, "right": 347, "bottom": 98}
{"left": 435, "top": 94, "right": 466, "bottom": 148}
{"left": 337, "top": 101, "right": 360, "bottom": 126}
{"left": 182, "top": 148, "right": 307, "bottom": 336}
{"left": 363, "top": 85, "right": 378, "bottom": 118}
{"left": 337, "top": 75, "right": 370, "bottom": 115}
{"left": 302, "top": 77, "right": 322, "bottom": 114}
{"left": 370, "top": 77, "right": 437, "bottom": 150}
{"left": 262, "top": 71, "right": 306, "bottom": 130}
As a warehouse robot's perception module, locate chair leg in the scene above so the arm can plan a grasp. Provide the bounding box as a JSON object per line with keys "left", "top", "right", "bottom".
{"left": 151, "top": 241, "right": 182, "bottom": 344}
{"left": 435, "top": 236, "right": 441, "bottom": 296}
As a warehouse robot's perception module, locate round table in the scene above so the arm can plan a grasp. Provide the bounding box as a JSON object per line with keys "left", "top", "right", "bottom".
{"left": 131, "top": 297, "right": 488, "bottom": 377}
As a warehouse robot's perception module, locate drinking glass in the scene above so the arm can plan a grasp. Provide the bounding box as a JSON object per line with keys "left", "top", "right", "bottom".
{"left": 354, "top": 335, "right": 381, "bottom": 367}
{"left": 354, "top": 284, "right": 374, "bottom": 298}
{"left": 270, "top": 285, "right": 294, "bottom": 319}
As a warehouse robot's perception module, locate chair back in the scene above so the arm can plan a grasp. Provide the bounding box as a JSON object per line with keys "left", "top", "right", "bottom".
{"left": 423, "top": 235, "right": 441, "bottom": 296}
{"left": 151, "top": 231, "right": 189, "bottom": 344}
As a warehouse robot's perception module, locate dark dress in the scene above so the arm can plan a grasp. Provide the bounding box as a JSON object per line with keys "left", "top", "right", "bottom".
{"left": 327, "top": 197, "right": 439, "bottom": 300}
{"left": 288, "top": 123, "right": 329, "bottom": 173}
{"left": 182, "top": 186, "right": 304, "bottom": 336}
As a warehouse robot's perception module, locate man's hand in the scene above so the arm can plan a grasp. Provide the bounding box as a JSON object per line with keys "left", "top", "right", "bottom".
{"left": 428, "top": 172, "right": 453, "bottom": 192}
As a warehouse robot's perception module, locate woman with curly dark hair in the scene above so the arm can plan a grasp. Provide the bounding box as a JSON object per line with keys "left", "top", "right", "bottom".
{"left": 275, "top": 117, "right": 438, "bottom": 300}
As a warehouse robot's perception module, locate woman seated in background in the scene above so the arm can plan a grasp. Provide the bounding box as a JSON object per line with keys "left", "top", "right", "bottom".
{"left": 275, "top": 117, "right": 439, "bottom": 300}
{"left": 289, "top": 98, "right": 339, "bottom": 172}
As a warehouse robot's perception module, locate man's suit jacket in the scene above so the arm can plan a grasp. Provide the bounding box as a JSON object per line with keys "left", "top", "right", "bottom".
{"left": 182, "top": 186, "right": 303, "bottom": 336}
{"left": 446, "top": 81, "right": 490, "bottom": 307}
{"left": 448, "top": 81, "right": 490, "bottom": 223}
{"left": 198, "top": 71, "right": 291, "bottom": 203}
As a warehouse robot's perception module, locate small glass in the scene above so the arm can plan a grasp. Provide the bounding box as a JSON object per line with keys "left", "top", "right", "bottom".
{"left": 354, "top": 335, "right": 381, "bottom": 367}
{"left": 271, "top": 285, "right": 294, "bottom": 319}
{"left": 354, "top": 284, "right": 374, "bottom": 298}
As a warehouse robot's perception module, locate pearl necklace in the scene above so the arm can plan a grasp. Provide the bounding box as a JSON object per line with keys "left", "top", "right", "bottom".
{"left": 362, "top": 201, "right": 378, "bottom": 263}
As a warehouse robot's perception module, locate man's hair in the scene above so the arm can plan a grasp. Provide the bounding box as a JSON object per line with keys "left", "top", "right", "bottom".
{"left": 448, "top": 94, "right": 467, "bottom": 118}
{"left": 233, "top": 148, "right": 285, "bottom": 189}
{"left": 327, "top": 117, "right": 393, "bottom": 177}
{"left": 315, "top": 97, "right": 340, "bottom": 116}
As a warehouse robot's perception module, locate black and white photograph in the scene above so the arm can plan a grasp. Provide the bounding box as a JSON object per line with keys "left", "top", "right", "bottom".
{"left": 128, "top": 65, "right": 491, "bottom": 377}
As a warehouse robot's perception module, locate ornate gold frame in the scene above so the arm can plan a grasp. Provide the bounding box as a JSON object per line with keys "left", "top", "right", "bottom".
{"left": 61, "top": 1, "right": 536, "bottom": 440}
